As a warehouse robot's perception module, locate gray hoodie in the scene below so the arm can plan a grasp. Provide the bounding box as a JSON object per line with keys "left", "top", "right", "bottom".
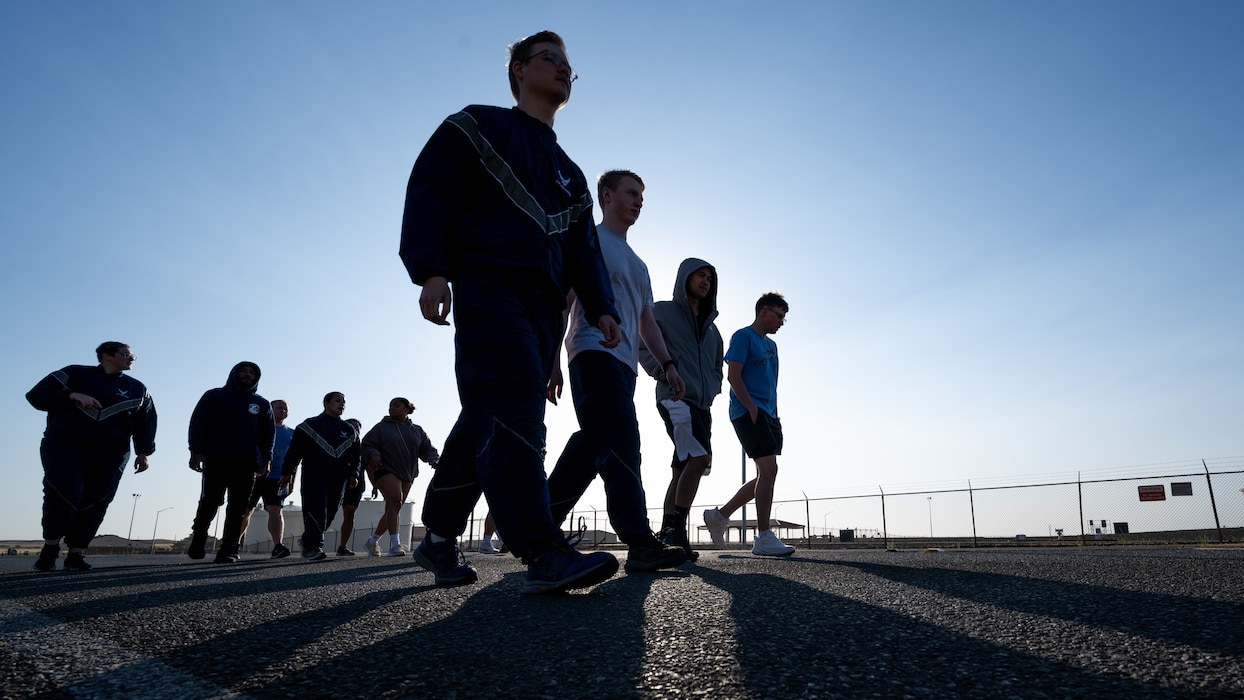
{"left": 639, "top": 257, "right": 724, "bottom": 409}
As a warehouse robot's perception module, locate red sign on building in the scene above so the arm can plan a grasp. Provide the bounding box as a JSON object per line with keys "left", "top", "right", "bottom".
{"left": 1138, "top": 485, "right": 1166, "bottom": 502}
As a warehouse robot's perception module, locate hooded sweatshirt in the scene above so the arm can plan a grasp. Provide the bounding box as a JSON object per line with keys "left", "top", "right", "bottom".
{"left": 361, "top": 416, "right": 440, "bottom": 483}
{"left": 187, "top": 361, "right": 275, "bottom": 463}
{"left": 639, "top": 257, "right": 724, "bottom": 410}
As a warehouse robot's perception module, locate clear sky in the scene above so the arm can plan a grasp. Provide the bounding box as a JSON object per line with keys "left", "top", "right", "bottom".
{"left": 2, "top": 2, "right": 1241, "bottom": 542}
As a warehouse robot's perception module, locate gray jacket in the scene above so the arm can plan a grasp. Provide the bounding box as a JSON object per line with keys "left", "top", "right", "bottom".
{"left": 360, "top": 416, "right": 440, "bottom": 482}
{"left": 639, "top": 257, "right": 724, "bottom": 409}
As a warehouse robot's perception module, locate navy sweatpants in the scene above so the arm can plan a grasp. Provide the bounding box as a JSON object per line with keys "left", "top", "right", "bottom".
{"left": 420, "top": 272, "right": 566, "bottom": 559}
{"left": 40, "top": 439, "right": 129, "bottom": 549}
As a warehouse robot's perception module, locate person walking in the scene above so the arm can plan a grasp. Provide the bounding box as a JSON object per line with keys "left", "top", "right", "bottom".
{"left": 278, "top": 392, "right": 361, "bottom": 561}
{"left": 703, "top": 293, "right": 796, "bottom": 556}
{"left": 186, "top": 361, "right": 275, "bottom": 563}
{"left": 639, "top": 259, "right": 724, "bottom": 560}
{"left": 400, "top": 30, "right": 622, "bottom": 593}
{"left": 361, "top": 398, "right": 439, "bottom": 558}
{"left": 27, "top": 342, "right": 157, "bottom": 571}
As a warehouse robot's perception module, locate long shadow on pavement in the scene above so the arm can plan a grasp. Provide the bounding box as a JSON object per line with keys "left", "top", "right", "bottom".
{"left": 693, "top": 565, "right": 1204, "bottom": 698}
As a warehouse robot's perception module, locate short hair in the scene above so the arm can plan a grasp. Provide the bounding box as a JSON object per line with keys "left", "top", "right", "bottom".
{"left": 271, "top": 399, "right": 288, "bottom": 408}
{"left": 322, "top": 391, "right": 344, "bottom": 405}
{"left": 390, "top": 397, "right": 415, "bottom": 411}
{"left": 755, "top": 292, "right": 788, "bottom": 317}
{"left": 597, "top": 170, "right": 644, "bottom": 205}
{"left": 95, "top": 341, "right": 128, "bottom": 361}
{"left": 345, "top": 418, "right": 362, "bottom": 432}
{"left": 507, "top": 30, "right": 566, "bottom": 101}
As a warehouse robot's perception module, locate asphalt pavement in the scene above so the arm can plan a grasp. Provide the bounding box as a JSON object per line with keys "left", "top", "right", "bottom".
{"left": 2, "top": 545, "right": 1242, "bottom": 699}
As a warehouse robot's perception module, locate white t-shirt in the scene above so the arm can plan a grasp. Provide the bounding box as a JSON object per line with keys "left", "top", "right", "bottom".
{"left": 564, "top": 224, "right": 653, "bottom": 373}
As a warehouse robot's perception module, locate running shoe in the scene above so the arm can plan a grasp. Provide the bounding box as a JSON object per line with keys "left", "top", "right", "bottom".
{"left": 33, "top": 544, "right": 59, "bottom": 572}
{"left": 63, "top": 553, "right": 93, "bottom": 571}
{"left": 412, "top": 538, "right": 478, "bottom": 586}
{"left": 752, "top": 530, "right": 795, "bottom": 556}
{"left": 523, "top": 543, "right": 618, "bottom": 594}
{"left": 624, "top": 535, "right": 687, "bottom": 573}
{"left": 703, "top": 508, "right": 730, "bottom": 549}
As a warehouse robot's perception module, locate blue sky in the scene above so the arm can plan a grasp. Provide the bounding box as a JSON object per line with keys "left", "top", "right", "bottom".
{"left": 2, "top": 2, "right": 1241, "bottom": 542}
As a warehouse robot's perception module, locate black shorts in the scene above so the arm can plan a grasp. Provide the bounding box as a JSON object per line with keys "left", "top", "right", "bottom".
{"left": 248, "top": 478, "right": 286, "bottom": 510}
{"left": 656, "top": 401, "right": 713, "bottom": 471}
{"left": 731, "top": 412, "right": 783, "bottom": 459}
{"left": 342, "top": 478, "right": 365, "bottom": 508}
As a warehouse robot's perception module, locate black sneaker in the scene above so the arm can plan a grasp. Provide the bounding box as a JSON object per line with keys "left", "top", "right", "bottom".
{"left": 523, "top": 542, "right": 619, "bottom": 594}
{"left": 33, "top": 544, "right": 59, "bottom": 572}
{"left": 188, "top": 531, "right": 207, "bottom": 560}
{"left": 336, "top": 546, "right": 355, "bottom": 556}
{"left": 271, "top": 544, "right": 291, "bottom": 559}
{"left": 412, "top": 538, "right": 478, "bottom": 586}
{"left": 659, "top": 525, "right": 699, "bottom": 562}
{"left": 213, "top": 549, "right": 239, "bottom": 564}
{"left": 624, "top": 535, "right": 687, "bottom": 573}
{"left": 63, "top": 553, "right": 93, "bottom": 571}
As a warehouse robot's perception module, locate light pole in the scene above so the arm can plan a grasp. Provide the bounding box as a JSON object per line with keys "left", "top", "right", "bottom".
{"left": 822, "top": 511, "right": 834, "bottom": 536}
{"left": 151, "top": 507, "right": 173, "bottom": 554}
{"left": 926, "top": 497, "right": 933, "bottom": 537}
{"left": 127, "top": 493, "right": 141, "bottom": 548}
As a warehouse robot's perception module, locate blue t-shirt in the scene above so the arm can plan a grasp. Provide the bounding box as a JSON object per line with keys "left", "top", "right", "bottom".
{"left": 268, "top": 424, "right": 294, "bottom": 480}
{"left": 725, "top": 326, "right": 779, "bottom": 421}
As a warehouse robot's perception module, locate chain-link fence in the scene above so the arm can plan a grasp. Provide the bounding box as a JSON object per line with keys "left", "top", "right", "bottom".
{"left": 553, "top": 456, "right": 1244, "bottom": 549}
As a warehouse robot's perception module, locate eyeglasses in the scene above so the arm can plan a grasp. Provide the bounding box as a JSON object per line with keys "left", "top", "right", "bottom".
{"left": 764, "top": 307, "right": 787, "bottom": 323}
{"left": 114, "top": 352, "right": 137, "bottom": 360}
{"left": 525, "top": 49, "right": 578, "bottom": 83}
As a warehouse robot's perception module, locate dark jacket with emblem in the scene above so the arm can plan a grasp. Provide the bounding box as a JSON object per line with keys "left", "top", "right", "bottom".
{"left": 27, "top": 365, "right": 157, "bottom": 453}
{"left": 187, "top": 361, "right": 275, "bottom": 464}
{"left": 399, "top": 104, "right": 619, "bottom": 325}
{"left": 281, "top": 414, "right": 361, "bottom": 484}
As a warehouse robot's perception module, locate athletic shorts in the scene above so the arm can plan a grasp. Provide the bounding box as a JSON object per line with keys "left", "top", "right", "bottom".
{"left": 248, "top": 478, "right": 286, "bottom": 510}
{"left": 656, "top": 400, "right": 712, "bottom": 472}
{"left": 342, "top": 478, "right": 365, "bottom": 508}
{"left": 731, "top": 411, "right": 783, "bottom": 460}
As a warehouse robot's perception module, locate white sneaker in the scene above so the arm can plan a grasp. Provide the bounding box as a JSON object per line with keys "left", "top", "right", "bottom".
{"left": 703, "top": 508, "right": 730, "bottom": 549}
{"left": 752, "top": 530, "right": 795, "bottom": 557}
{"left": 478, "top": 538, "right": 499, "bottom": 554}
{"left": 385, "top": 544, "right": 407, "bottom": 557}
{"left": 365, "top": 538, "right": 380, "bottom": 557}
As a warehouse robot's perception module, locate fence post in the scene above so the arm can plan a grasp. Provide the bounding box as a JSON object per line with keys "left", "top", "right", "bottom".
{"left": 879, "top": 486, "right": 888, "bottom": 550}
{"left": 802, "top": 492, "right": 811, "bottom": 549}
{"left": 1077, "top": 472, "right": 1085, "bottom": 546}
{"left": 1204, "top": 459, "right": 1224, "bottom": 543}
{"left": 969, "top": 480, "right": 978, "bottom": 548}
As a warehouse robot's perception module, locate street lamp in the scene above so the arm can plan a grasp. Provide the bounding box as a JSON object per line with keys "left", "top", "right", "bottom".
{"left": 926, "top": 497, "right": 933, "bottom": 537}
{"left": 151, "top": 507, "right": 173, "bottom": 554}
{"left": 127, "top": 493, "right": 141, "bottom": 548}
{"left": 822, "top": 511, "right": 834, "bottom": 536}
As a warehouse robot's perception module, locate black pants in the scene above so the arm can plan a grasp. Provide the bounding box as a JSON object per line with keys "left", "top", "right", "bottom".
{"left": 40, "top": 439, "right": 129, "bottom": 548}
{"left": 192, "top": 457, "right": 258, "bottom": 551}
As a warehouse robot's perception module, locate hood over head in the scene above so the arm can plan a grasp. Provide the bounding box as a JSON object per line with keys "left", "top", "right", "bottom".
{"left": 225, "top": 361, "right": 262, "bottom": 393}
{"left": 673, "top": 257, "right": 718, "bottom": 319}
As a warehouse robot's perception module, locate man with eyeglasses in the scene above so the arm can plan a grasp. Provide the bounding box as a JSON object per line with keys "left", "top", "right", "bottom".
{"left": 400, "top": 30, "right": 622, "bottom": 593}
{"left": 703, "top": 293, "right": 797, "bottom": 556}
{"left": 26, "top": 342, "right": 157, "bottom": 572}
